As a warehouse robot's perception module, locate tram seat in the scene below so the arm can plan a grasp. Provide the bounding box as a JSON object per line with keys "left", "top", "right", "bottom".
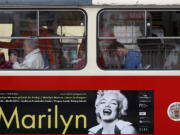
{"left": 137, "top": 38, "right": 164, "bottom": 69}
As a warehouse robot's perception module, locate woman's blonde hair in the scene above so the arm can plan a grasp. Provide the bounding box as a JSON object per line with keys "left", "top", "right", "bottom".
{"left": 95, "top": 90, "right": 128, "bottom": 123}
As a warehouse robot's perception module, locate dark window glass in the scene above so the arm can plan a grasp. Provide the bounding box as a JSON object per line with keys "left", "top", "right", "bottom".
{"left": 147, "top": 11, "right": 180, "bottom": 37}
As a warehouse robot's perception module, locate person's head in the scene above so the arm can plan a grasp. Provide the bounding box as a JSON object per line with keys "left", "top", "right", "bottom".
{"left": 47, "top": 20, "right": 58, "bottom": 34}
{"left": 23, "top": 39, "right": 38, "bottom": 55}
{"left": 95, "top": 90, "right": 128, "bottom": 123}
{"left": 26, "top": 13, "right": 36, "bottom": 31}
{"left": 109, "top": 41, "right": 128, "bottom": 57}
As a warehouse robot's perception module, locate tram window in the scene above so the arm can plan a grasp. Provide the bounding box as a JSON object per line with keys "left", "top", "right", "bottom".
{"left": 144, "top": 11, "right": 180, "bottom": 70}
{"left": 97, "top": 10, "right": 180, "bottom": 70}
{"left": 0, "top": 10, "right": 87, "bottom": 70}
{"left": 97, "top": 10, "right": 145, "bottom": 70}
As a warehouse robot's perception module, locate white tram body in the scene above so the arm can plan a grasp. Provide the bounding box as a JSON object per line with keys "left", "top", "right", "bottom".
{"left": 0, "top": 1, "right": 179, "bottom": 135}
{"left": 0, "top": 0, "right": 180, "bottom": 76}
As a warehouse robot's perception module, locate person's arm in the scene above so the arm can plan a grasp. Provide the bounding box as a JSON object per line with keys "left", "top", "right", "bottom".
{"left": 0, "top": 31, "right": 27, "bottom": 49}
{"left": 12, "top": 62, "right": 29, "bottom": 69}
{"left": 0, "top": 39, "right": 22, "bottom": 49}
{"left": 121, "top": 125, "right": 137, "bottom": 134}
{"left": 10, "top": 53, "right": 30, "bottom": 69}
{"left": 124, "top": 55, "right": 138, "bottom": 69}
{"left": 12, "top": 53, "right": 44, "bottom": 69}
{"left": 124, "top": 51, "right": 143, "bottom": 69}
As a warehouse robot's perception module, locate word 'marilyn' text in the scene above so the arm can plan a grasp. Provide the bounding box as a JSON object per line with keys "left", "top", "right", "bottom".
{"left": 0, "top": 105, "right": 87, "bottom": 134}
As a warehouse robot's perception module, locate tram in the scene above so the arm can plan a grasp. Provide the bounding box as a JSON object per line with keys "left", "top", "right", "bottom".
{"left": 0, "top": 0, "right": 179, "bottom": 135}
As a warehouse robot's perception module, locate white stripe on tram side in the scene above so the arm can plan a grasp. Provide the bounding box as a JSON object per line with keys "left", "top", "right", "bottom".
{"left": 92, "top": 0, "right": 180, "bottom": 5}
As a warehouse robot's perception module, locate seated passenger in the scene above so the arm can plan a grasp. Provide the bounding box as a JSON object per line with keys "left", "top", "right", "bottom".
{"left": 109, "top": 41, "right": 142, "bottom": 69}
{"left": 10, "top": 39, "right": 44, "bottom": 69}
{"left": 164, "top": 44, "right": 180, "bottom": 69}
{"left": 0, "top": 13, "right": 56, "bottom": 69}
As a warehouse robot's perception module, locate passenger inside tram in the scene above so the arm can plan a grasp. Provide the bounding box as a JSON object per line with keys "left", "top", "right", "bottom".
{"left": 108, "top": 41, "right": 142, "bottom": 69}
{"left": 40, "top": 11, "right": 86, "bottom": 69}
{"left": 46, "top": 20, "right": 67, "bottom": 69}
{"left": 0, "top": 13, "right": 56, "bottom": 69}
{"left": 10, "top": 39, "right": 44, "bottom": 69}
{"left": 98, "top": 11, "right": 144, "bottom": 69}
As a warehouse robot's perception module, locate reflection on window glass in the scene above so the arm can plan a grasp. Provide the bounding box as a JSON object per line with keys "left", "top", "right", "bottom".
{"left": 57, "top": 26, "right": 85, "bottom": 37}
{"left": 57, "top": 26, "right": 84, "bottom": 46}
{"left": 0, "top": 10, "right": 86, "bottom": 70}
{"left": 39, "top": 11, "right": 85, "bottom": 37}
{"left": 0, "top": 11, "right": 37, "bottom": 37}
{"left": 0, "top": 24, "right": 12, "bottom": 41}
{"left": 98, "top": 10, "right": 180, "bottom": 70}
{"left": 147, "top": 11, "right": 180, "bottom": 37}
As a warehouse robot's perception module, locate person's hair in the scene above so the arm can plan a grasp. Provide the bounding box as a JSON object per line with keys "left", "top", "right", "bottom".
{"left": 108, "top": 41, "right": 125, "bottom": 56}
{"left": 108, "top": 41, "right": 125, "bottom": 50}
{"left": 95, "top": 90, "right": 128, "bottom": 123}
{"left": 24, "top": 39, "right": 39, "bottom": 49}
{"left": 26, "top": 13, "right": 36, "bottom": 20}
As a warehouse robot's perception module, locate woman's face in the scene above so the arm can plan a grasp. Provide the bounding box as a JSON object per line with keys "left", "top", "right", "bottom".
{"left": 27, "top": 18, "right": 36, "bottom": 31}
{"left": 99, "top": 93, "right": 119, "bottom": 122}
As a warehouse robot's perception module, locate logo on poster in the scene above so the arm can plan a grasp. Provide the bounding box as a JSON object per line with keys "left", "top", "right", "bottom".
{"left": 167, "top": 102, "right": 180, "bottom": 121}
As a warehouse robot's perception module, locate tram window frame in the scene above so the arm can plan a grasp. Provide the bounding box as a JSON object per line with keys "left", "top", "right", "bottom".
{"left": 0, "top": 9, "right": 87, "bottom": 70}
{"left": 97, "top": 9, "right": 180, "bottom": 70}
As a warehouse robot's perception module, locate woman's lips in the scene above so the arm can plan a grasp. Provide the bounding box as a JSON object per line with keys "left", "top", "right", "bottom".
{"left": 103, "top": 109, "right": 112, "bottom": 116}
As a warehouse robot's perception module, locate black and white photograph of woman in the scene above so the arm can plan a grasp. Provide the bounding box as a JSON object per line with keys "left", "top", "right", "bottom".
{"left": 88, "top": 90, "right": 137, "bottom": 134}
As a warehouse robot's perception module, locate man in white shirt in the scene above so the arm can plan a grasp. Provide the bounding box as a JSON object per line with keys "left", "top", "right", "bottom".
{"left": 10, "top": 39, "right": 44, "bottom": 69}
